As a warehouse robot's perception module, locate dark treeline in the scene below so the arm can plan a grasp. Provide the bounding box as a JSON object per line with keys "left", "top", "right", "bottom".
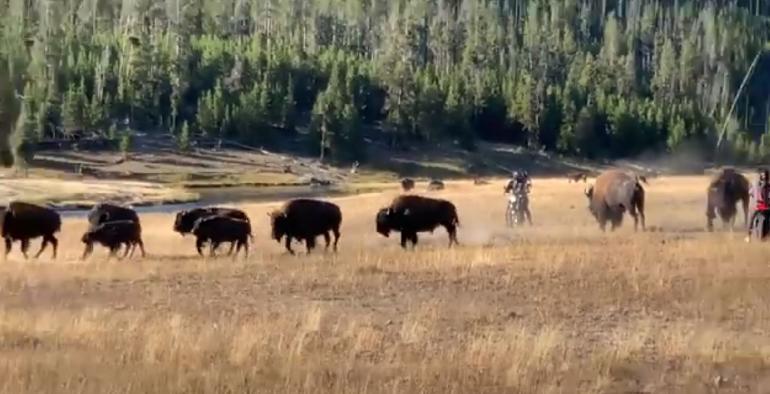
{"left": 1, "top": 0, "right": 769, "bottom": 166}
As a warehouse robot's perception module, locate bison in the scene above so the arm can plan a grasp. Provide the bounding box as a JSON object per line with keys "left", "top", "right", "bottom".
{"left": 268, "top": 199, "right": 342, "bottom": 255}
{"left": 88, "top": 203, "right": 140, "bottom": 229}
{"left": 584, "top": 170, "right": 646, "bottom": 231}
{"left": 706, "top": 168, "right": 750, "bottom": 231}
{"left": 191, "top": 215, "right": 252, "bottom": 258}
{"left": 376, "top": 195, "right": 459, "bottom": 249}
{"left": 174, "top": 207, "right": 250, "bottom": 255}
{"left": 81, "top": 220, "right": 145, "bottom": 260}
{"left": 401, "top": 178, "right": 415, "bottom": 192}
{"left": 427, "top": 179, "right": 445, "bottom": 191}
{"left": 566, "top": 172, "right": 589, "bottom": 183}
{"left": 1, "top": 201, "right": 61, "bottom": 259}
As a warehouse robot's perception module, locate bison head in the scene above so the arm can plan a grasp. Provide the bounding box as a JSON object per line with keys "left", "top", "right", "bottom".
{"left": 174, "top": 211, "right": 192, "bottom": 234}
{"left": 584, "top": 185, "right": 598, "bottom": 218}
{"left": 268, "top": 211, "right": 287, "bottom": 242}
{"left": 81, "top": 230, "right": 95, "bottom": 244}
{"left": 376, "top": 208, "right": 393, "bottom": 237}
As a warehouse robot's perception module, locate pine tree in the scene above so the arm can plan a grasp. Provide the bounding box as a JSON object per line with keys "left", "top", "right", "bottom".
{"left": 574, "top": 104, "right": 600, "bottom": 158}
{"left": 12, "top": 99, "right": 38, "bottom": 172}
{"left": 178, "top": 121, "right": 191, "bottom": 151}
{"left": 667, "top": 115, "right": 688, "bottom": 152}
{"left": 119, "top": 132, "right": 133, "bottom": 159}
{"left": 62, "top": 81, "right": 87, "bottom": 136}
{"left": 196, "top": 83, "right": 226, "bottom": 137}
{"left": 416, "top": 71, "right": 445, "bottom": 141}
{"left": 444, "top": 79, "right": 474, "bottom": 150}
{"left": 281, "top": 77, "right": 297, "bottom": 133}
{"left": 653, "top": 38, "right": 678, "bottom": 103}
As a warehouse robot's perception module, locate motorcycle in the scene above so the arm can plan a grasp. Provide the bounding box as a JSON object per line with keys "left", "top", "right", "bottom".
{"left": 506, "top": 191, "right": 528, "bottom": 227}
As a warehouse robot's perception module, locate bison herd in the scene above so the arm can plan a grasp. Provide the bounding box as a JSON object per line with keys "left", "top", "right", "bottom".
{"left": 0, "top": 168, "right": 757, "bottom": 260}
{"left": 0, "top": 194, "right": 461, "bottom": 260}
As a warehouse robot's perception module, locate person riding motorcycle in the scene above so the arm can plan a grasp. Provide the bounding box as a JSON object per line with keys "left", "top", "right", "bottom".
{"left": 504, "top": 171, "right": 533, "bottom": 225}
{"left": 746, "top": 168, "right": 770, "bottom": 242}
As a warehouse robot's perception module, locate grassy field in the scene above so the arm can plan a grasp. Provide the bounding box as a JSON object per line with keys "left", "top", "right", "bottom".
{"left": 0, "top": 175, "right": 768, "bottom": 393}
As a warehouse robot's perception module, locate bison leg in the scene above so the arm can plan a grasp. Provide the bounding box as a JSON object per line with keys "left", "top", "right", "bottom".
{"left": 629, "top": 209, "right": 639, "bottom": 231}
{"left": 137, "top": 239, "right": 146, "bottom": 258}
{"left": 332, "top": 227, "right": 340, "bottom": 252}
{"left": 305, "top": 237, "right": 316, "bottom": 254}
{"left": 81, "top": 242, "right": 94, "bottom": 260}
{"left": 400, "top": 232, "right": 409, "bottom": 249}
{"left": 122, "top": 242, "right": 132, "bottom": 258}
{"left": 209, "top": 241, "right": 221, "bottom": 257}
{"left": 226, "top": 242, "right": 236, "bottom": 256}
{"left": 21, "top": 239, "right": 30, "bottom": 259}
{"left": 410, "top": 233, "right": 419, "bottom": 249}
{"left": 445, "top": 224, "right": 459, "bottom": 247}
{"left": 36, "top": 235, "right": 57, "bottom": 259}
{"left": 234, "top": 238, "right": 248, "bottom": 260}
{"left": 284, "top": 236, "right": 295, "bottom": 255}
{"left": 195, "top": 238, "right": 206, "bottom": 257}
{"left": 33, "top": 238, "right": 47, "bottom": 259}
{"left": 232, "top": 239, "right": 242, "bottom": 260}
{"left": 39, "top": 235, "right": 58, "bottom": 260}
{"left": 4, "top": 238, "right": 11, "bottom": 259}
{"left": 323, "top": 232, "right": 331, "bottom": 251}
{"left": 108, "top": 244, "right": 120, "bottom": 257}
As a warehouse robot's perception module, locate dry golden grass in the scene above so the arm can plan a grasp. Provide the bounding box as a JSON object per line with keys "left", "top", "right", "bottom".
{"left": 1, "top": 175, "right": 770, "bottom": 393}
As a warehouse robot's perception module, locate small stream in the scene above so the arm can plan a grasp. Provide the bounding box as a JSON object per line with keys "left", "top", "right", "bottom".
{"left": 57, "top": 185, "right": 378, "bottom": 218}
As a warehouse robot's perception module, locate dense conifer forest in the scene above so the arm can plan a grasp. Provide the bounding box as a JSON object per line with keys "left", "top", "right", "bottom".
{"left": 0, "top": 0, "right": 769, "bottom": 167}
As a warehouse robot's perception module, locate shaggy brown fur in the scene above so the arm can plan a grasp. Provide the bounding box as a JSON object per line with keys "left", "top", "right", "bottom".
{"left": 706, "top": 168, "right": 750, "bottom": 231}
{"left": 585, "top": 170, "right": 646, "bottom": 232}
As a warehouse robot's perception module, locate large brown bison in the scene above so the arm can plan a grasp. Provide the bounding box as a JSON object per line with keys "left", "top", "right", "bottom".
{"left": 584, "top": 170, "right": 646, "bottom": 231}
{"left": 706, "top": 168, "right": 750, "bottom": 231}
{"left": 88, "top": 203, "right": 140, "bottom": 229}
{"left": 268, "top": 199, "right": 342, "bottom": 255}
{"left": 1, "top": 201, "right": 61, "bottom": 259}
{"left": 81, "top": 220, "right": 145, "bottom": 260}
{"left": 376, "top": 195, "right": 459, "bottom": 249}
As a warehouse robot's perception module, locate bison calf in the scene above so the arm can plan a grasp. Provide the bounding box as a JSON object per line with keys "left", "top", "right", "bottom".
{"left": 192, "top": 216, "right": 252, "bottom": 258}
{"left": 269, "top": 199, "right": 342, "bottom": 255}
{"left": 376, "top": 195, "right": 459, "bottom": 249}
{"left": 81, "top": 220, "right": 145, "bottom": 260}
{"left": 175, "top": 207, "right": 250, "bottom": 255}
{"left": 1, "top": 201, "right": 61, "bottom": 259}
{"left": 88, "top": 203, "right": 140, "bottom": 229}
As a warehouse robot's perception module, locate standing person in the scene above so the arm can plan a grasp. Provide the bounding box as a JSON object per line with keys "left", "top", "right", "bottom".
{"left": 746, "top": 168, "right": 770, "bottom": 242}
